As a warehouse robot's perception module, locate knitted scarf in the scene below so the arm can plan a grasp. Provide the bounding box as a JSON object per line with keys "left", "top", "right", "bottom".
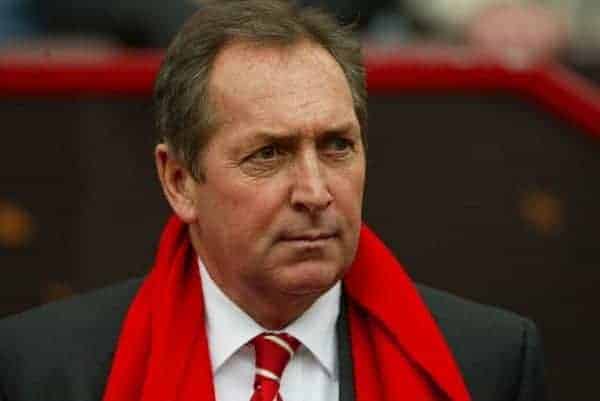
{"left": 102, "top": 215, "right": 472, "bottom": 401}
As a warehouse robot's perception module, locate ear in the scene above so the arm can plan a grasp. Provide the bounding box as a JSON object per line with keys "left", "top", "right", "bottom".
{"left": 155, "top": 143, "right": 199, "bottom": 223}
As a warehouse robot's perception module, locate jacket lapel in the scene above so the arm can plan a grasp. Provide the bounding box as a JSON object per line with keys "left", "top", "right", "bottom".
{"left": 91, "top": 279, "right": 144, "bottom": 400}
{"left": 337, "top": 292, "right": 355, "bottom": 401}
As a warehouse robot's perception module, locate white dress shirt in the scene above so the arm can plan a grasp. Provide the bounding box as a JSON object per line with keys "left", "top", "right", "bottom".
{"left": 199, "top": 258, "right": 340, "bottom": 401}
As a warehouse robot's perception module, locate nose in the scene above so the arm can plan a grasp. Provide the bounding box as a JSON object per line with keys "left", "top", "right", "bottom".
{"left": 290, "top": 150, "right": 333, "bottom": 214}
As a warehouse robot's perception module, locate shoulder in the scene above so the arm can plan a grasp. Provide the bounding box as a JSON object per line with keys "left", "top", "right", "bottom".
{"left": 416, "top": 283, "right": 534, "bottom": 341}
{"left": 416, "top": 284, "right": 545, "bottom": 401}
{"left": 0, "top": 278, "right": 143, "bottom": 400}
{"left": 0, "top": 277, "right": 143, "bottom": 343}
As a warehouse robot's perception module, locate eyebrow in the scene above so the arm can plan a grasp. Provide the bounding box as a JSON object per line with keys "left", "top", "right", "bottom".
{"left": 229, "top": 120, "right": 360, "bottom": 159}
{"left": 249, "top": 121, "right": 360, "bottom": 143}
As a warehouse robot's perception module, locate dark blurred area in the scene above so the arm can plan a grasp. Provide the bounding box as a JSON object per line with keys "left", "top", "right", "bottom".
{"left": 2, "top": 0, "right": 600, "bottom": 77}
{"left": 0, "top": 0, "right": 197, "bottom": 47}
{"left": 1, "top": 1, "right": 600, "bottom": 401}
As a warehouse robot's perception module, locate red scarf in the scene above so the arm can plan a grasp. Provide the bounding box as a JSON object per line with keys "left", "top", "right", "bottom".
{"left": 102, "top": 215, "right": 472, "bottom": 401}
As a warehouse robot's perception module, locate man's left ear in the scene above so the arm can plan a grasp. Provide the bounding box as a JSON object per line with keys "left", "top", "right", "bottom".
{"left": 155, "top": 143, "right": 199, "bottom": 223}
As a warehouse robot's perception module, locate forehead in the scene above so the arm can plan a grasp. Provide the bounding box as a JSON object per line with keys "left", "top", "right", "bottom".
{"left": 208, "top": 40, "right": 356, "bottom": 135}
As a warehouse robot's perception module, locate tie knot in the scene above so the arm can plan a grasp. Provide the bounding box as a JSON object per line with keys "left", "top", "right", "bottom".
{"left": 251, "top": 332, "right": 300, "bottom": 400}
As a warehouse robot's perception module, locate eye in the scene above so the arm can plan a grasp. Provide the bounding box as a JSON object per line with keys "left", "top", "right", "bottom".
{"left": 322, "top": 136, "right": 354, "bottom": 155}
{"left": 240, "top": 144, "right": 287, "bottom": 176}
{"left": 251, "top": 144, "right": 279, "bottom": 160}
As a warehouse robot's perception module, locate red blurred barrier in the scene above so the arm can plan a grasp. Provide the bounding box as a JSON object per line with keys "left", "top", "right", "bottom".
{"left": 1, "top": 46, "right": 599, "bottom": 138}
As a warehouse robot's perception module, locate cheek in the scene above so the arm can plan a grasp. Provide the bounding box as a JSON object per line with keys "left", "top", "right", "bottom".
{"left": 332, "top": 165, "right": 365, "bottom": 255}
{"left": 332, "top": 164, "right": 365, "bottom": 214}
{"left": 217, "top": 179, "right": 290, "bottom": 239}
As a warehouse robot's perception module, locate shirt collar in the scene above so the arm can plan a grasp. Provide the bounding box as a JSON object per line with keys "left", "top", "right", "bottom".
{"left": 199, "top": 257, "right": 340, "bottom": 377}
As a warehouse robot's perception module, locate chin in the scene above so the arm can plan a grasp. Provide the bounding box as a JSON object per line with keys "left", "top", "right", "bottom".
{"left": 277, "top": 259, "right": 346, "bottom": 296}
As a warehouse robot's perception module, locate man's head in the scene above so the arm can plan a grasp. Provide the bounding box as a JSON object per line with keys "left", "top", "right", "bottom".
{"left": 154, "top": 0, "right": 366, "bottom": 180}
{"left": 155, "top": 0, "right": 367, "bottom": 329}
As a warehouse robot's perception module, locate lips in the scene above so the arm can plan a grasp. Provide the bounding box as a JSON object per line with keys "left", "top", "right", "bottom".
{"left": 279, "top": 230, "right": 338, "bottom": 242}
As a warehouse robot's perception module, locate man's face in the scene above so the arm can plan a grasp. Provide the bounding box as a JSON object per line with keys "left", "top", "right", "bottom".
{"left": 188, "top": 41, "right": 366, "bottom": 316}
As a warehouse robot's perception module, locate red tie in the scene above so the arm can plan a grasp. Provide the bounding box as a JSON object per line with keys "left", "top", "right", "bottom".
{"left": 250, "top": 333, "right": 301, "bottom": 401}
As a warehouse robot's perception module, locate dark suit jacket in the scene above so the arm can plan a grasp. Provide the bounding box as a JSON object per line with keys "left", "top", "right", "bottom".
{"left": 0, "top": 278, "right": 546, "bottom": 401}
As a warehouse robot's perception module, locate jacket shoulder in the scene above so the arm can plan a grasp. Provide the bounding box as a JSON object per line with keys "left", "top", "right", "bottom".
{"left": 0, "top": 277, "right": 143, "bottom": 340}
{"left": 417, "top": 284, "right": 529, "bottom": 336}
{"left": 416, "top": 284, "right": 545, "bottom": 401}
{"left": 0, "top": 278, "right": 143, "bottom": 401}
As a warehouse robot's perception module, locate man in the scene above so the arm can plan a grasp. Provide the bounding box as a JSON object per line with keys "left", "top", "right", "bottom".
{"left": 0, "top": 1, "right": 546, "bottom": 400}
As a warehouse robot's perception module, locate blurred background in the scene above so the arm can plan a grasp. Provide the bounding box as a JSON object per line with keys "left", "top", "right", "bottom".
{"left": 1, "top": 1, "right": 599, "bottom": 400}
{"left": 1, "top": 0, "right": 600, "bottom": 73}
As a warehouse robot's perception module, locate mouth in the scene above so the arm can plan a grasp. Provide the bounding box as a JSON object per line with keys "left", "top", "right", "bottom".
{"left": 279, "top": 231, "right": 338, "bottom": 243}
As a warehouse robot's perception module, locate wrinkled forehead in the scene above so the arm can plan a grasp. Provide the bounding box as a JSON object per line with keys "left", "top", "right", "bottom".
{"left": 207, "top": 40, "right": 355, "bottom": 129}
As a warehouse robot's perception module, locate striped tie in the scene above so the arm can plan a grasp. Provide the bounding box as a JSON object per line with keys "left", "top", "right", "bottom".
{"left": 250, "top": 332, "right": 301, "bottom": 401}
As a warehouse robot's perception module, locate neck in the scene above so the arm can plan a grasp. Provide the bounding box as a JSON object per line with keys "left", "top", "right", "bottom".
{"left": 208, "top": 264, "right": 321, "bottom": 330}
